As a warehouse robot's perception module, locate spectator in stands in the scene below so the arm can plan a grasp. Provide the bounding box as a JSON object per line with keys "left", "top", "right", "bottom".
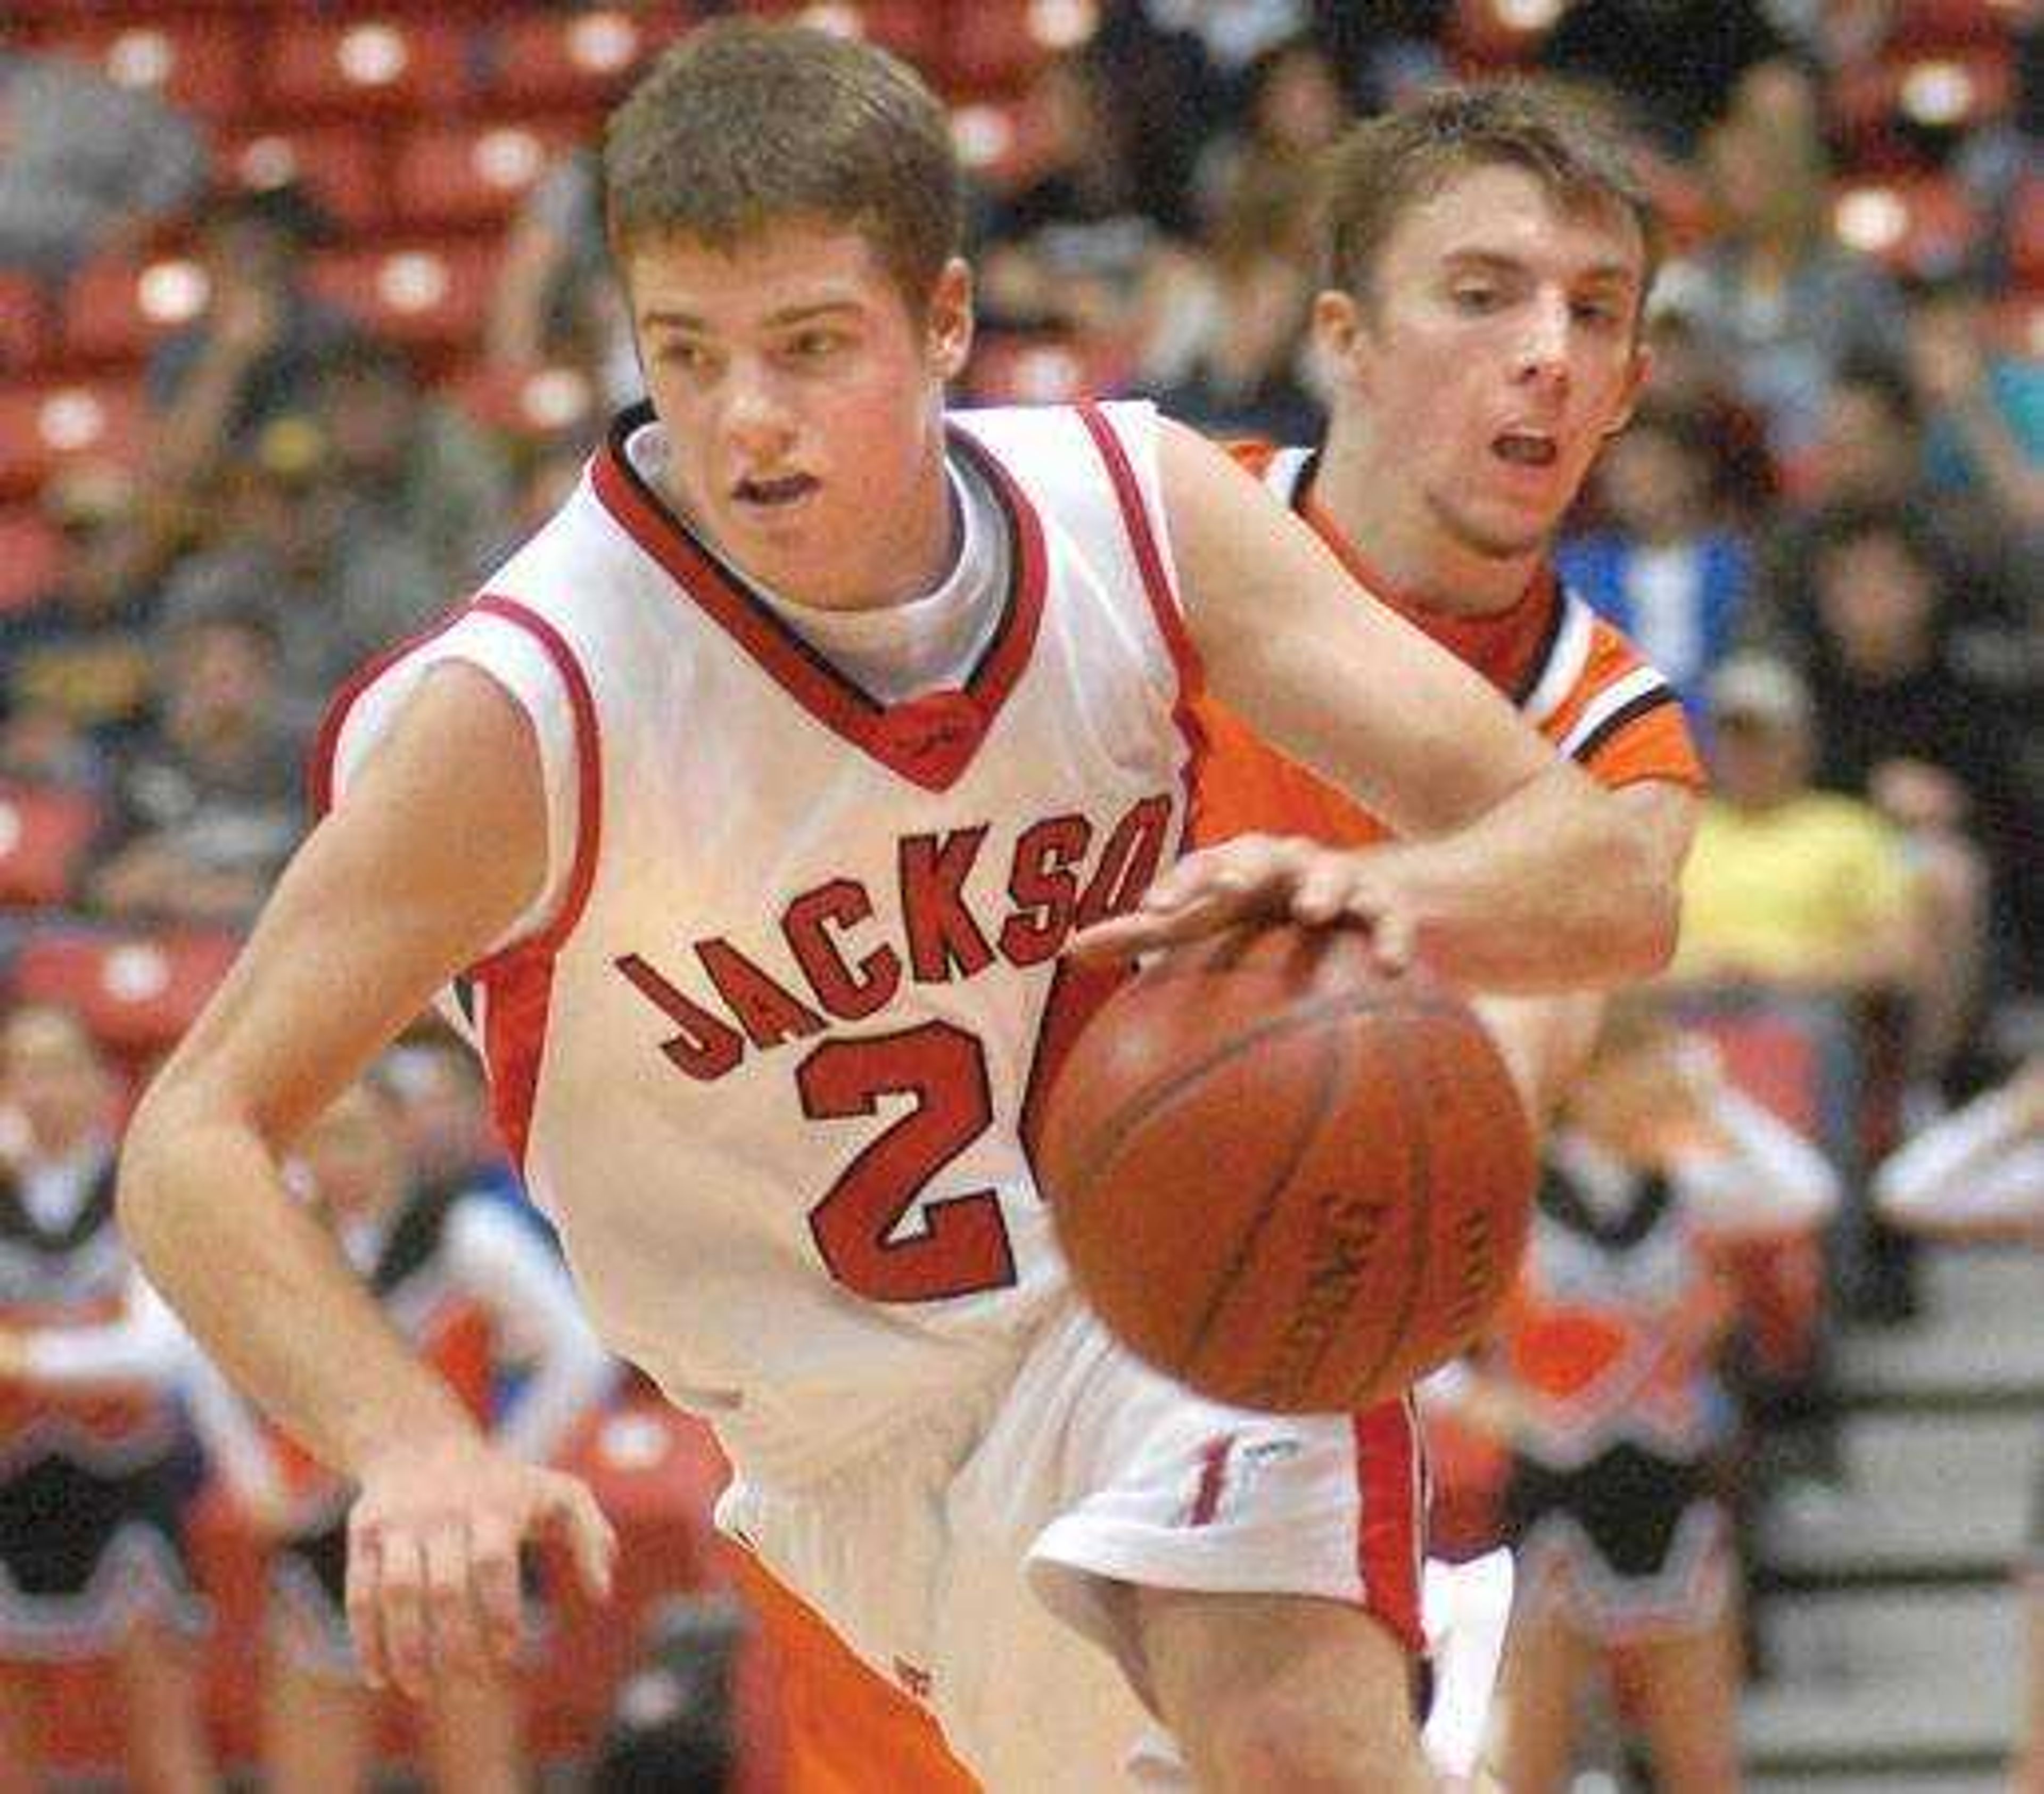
{"left": 154, "top": 412, "right": 446, "bottom": 731}
{"left": 1558, "top": 400, "right": 1755, "bottom": 710}
{"left": 0, "top": 465, "right": 156, "bottom": 764}
{"left": 486, "top": 147, "right": 640, "bottom": 413}
{"left": 1800, "top": 509, "right": 2018, "bottom": 1036}
{"left": 382, "top": 1033, "right": 529, "bottom": 1224}
{"left": 1670, "top": 654, "right": 1933, "bottom": 1004}
{"left": 1438, "top": 996, "right": 1836, "bottom": 1793}
{"left": 1753, "top": 355, "right": 2030, "bottom": 641}
{"left": 1659, "top": 60, "right": 1907, "bottom": 463}
{"left": 970, "top": 49, "right": 1161, "bottom": 349}
{"left": 1190, "top": 34, "right": 1351, "bottom": 233}
{"left": 0, "top": 1003, "right": 215, "bottom": 1794}
{"left": 1904, "top": 277, "right": 2044, "bottom": 536}
{"left": 1539, "top": 0, "right": 1786, "bottom": 152}
{"left": 86, "top": 604, "right": 302, "bottom": 927}
{"left": 311, "top": 340, "right": 516, "bottom": 601}
{"left": 144, "top": 181, "right": 357, "bottom": 497}
{"left": 1141, "top": 158, "right": 1322, "bottom": 442}
{"left": 1870, "top": 1056, "right": 2043, "bottom": 1792}
{"left": 195, "top": 1071, "right": 613, "bottom": 1794}
{"left": 0, "top": 46, "right": 207, "bottom": 292}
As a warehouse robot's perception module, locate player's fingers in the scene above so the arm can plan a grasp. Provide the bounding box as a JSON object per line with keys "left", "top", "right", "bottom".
{"left": 344, "top": 1521, "right": 390, "bottom": 1691}
{"left": 1067, "top": 892, "right": 1227, "bottom": 963}
{"left": 424, "top": 1522, "right": 484, "bottom": 1681}
{"left": 539, "top": 1475, "right": 616, "bottom": 1601}
{"left": 375, "top": 1532, "right": 433, "bottom": 1698}
{"left": 1288, "top": 855, "right": 1353, "bottom": 925}
{"left": 469, "top": 1512, "right": 525, "bottom": 1667}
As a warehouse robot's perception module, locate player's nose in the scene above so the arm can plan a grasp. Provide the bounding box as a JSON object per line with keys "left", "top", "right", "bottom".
{"left": 1511, "top": 293, "right": 1573, "bottom": 393}
{"left": 720, "top": 370, "right": 798, "bottom": 458}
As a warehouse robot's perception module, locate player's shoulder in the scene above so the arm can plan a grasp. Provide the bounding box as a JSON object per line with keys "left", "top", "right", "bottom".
{"left": 946, "top": 396, "right": 1158, "bottom": 459}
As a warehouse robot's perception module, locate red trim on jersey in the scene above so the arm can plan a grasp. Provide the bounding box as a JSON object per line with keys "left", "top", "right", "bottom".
{"left": 1076, "top": 404, "right": 1203, "bottom": 703}
{"left": 1076, "top": 404, "right": 1209, "bottom": 860}
{"left": 308, "top": 603, "right": 472, "bottom": 819}
{"left": 466, "top": 595, "right": 604, "bottom": 961}
{"left": 1017, "top": 954, "right": 1132, "bottom": 1171}
{"left": 1353, "top": 1400, "right": 1427, "bottom": 1657}
{"left": 589, "top": 407, "right": 1046, "bottom": 794}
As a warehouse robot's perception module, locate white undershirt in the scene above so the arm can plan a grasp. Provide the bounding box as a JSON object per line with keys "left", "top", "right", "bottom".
{"left": 631, "top": 422, "right": 1011, "bottom": 705}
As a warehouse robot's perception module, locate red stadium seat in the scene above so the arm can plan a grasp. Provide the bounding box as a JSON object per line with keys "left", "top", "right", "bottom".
{"left": 391, "top": 121, "right": 587, "bottom": 233}
{"left": 37, "top": 18, "right": 253, "bottom": 121}
{"left": 1832, "top": 46, "right": 2015, "bottom": 166}
{"left": 1885, "top": 0, "right": 2027, "bottom": 51}
{"left": 259, "top": 17, "right": 472, "bottom": 119}
{"left": 304, "top": 240, "right": 498, "bottom": 359}
{"left": 2009, "top": 172, "right": 2044, "bottom": 290}
{"left": 1832, "top": 174, "right": 1987, "bottom": 278}
{"left": 0, "top": 380, "right": 148, "bottom": 505}
{"left": 451, "top": 362, "right": 601, "bottom": 444}
{"left": 7, "top": 928, "right": 241, "bottom": 1062}
{"left": 59, "top": 253, "right": 211, "bottom": 371}
{"left": 477, "top": 7, "right": 689, "bottom": 112}
{"left": 220, "top": 127, "right": 391, "bottom": 240}
{"left": 0, "top": 784, "right": 105, "bottom": 911}
{"left": 0, "top": 509, "right": 64, "bottom": 616}
{"left": 1446, "top": 0, "right": 1562, "bottom": 69}
{"left": 748, "top": 1, "right": 943, "bottom": 73}
{"left": 944, "top": 0, "right": 1083, "bottom": 95}
{"left": 0, "top": 273, "right": 53, "bottom": 375}
{"left": 962, "top": 332, "right": 1134, "bottom": 406}
{"left": 1987, "top": 295, "right": 2042, "bottom": 359}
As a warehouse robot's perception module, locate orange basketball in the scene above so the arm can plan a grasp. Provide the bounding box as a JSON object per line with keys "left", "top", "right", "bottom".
{"left": 1039, "top": 923, "right": 1535, "bottom": 1414}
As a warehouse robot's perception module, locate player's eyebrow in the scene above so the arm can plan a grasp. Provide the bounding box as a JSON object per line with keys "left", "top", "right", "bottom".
{"left": 640, "top": 301, "right": 867, "bottom": 331}
{"left": 1441, "top": 249, "right": 1638, "bottom": 290}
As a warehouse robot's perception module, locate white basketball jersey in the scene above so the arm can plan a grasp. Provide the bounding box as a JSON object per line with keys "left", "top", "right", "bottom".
{"left": 318, "top": 401, "right": 1200, "bottom": 1481}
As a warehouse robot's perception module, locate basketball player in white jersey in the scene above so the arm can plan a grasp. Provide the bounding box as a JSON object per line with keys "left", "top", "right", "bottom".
{"left": 119, "top": 23, "right": 1681, "bottom": 1791}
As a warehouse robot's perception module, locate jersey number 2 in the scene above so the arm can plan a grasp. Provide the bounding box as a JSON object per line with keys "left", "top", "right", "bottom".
{"left": 797, "top": 1021, "right": 1017, "bottom": 1303}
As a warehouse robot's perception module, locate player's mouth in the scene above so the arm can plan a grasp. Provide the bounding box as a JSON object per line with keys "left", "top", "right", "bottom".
{"left": 732, "top": 472, "right": 820, "bottom": 511}
{"left": 1490, "top": 429, "right": 1559, "bottom": 469}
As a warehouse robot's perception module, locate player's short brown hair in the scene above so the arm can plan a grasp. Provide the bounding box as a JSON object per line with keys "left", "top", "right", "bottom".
{"left": 1320, "top": 80, "right": 1662, "bottom": 317}
{"left": 603, "top": 19, "right": 964, "bottom": 315}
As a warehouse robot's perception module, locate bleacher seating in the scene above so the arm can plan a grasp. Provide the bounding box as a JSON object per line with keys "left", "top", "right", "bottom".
{"left": 0, "top": 378, "right": 149, "bottom": 503}
{"left": 0, "top": 786, "right": 105, "bottom": 911}
{"left": 6, "top": 927, "right": 241, "bottom": 1066}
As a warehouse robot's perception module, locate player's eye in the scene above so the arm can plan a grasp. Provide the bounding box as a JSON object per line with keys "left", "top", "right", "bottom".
{"left": 1572, "top": 298, "right": 1625, "bottom": 330}
{"left": 786, "top": 329, "right": 847, "bottom": 361}
{"left": 1450, "top": 285, "right": 1503, "bottom": 314}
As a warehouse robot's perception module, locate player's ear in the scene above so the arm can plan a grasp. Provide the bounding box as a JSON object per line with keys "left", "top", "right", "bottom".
{"left": 927, "top": 258, "right": 974, "bottom": 382}
{"left": 1606, "top": 341, "right": 1653, "bottom": 436}
{"left": 1311, "top": 288, "right": 1363, "bottom": 363}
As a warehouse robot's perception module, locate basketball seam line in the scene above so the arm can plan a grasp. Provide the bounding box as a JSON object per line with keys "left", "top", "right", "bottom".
{"left": 1053, "top": 990, "right": 1469, "bottom": 1213}
{"left": 1180, "top": 1009, "right": 1347, "bottom": 1383}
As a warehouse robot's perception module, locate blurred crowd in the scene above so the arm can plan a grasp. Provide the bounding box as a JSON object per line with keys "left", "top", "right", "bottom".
{"left": 0, "top": 0, "right": 2035, "bottom": 1785}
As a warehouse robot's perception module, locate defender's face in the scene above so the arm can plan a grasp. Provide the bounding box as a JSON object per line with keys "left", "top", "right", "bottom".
{"left": 626, "top": 223, "right": 972, "bottom": 611}
{"left": 1321, "top": 164, "right": 1650, "bottom": 559}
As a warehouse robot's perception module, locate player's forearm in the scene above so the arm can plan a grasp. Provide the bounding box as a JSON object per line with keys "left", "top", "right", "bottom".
{"left": 119, "top": 1094, "right": 481, "bottom": 1478}
{"left": 1362, "top": 763, "right": 1679, "bottom": 992}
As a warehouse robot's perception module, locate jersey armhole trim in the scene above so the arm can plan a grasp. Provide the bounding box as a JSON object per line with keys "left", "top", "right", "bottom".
{"left": 1075, "top": 402, "right": 1204, "bottom": 705}
{"left": 467, "top": 594, "right": 604, "bottom": 968}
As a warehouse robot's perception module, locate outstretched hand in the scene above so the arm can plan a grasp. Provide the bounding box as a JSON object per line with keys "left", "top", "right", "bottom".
{"left": 1068, "top": 834, "right": 1419, "bottom": 970}
{"left": 347, "top": 1433, "right": 616, "bottom": 1697}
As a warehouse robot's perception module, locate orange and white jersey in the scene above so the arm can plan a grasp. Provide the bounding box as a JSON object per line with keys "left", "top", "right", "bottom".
{"left": 316, "top": 401, "right": 1197, "bottom": 1485}
{"left": 1193, "top": 441, "right": 1704, "bottom": 851}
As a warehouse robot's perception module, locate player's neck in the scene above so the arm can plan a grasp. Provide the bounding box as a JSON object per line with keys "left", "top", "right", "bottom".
{"left": 1314, "top": 433, "right": 1545, "bottom": 619}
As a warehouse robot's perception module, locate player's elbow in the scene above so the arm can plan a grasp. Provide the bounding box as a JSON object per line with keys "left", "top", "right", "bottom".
{"left": 117, "top": 1075, "right": 233, "bottom": 1272}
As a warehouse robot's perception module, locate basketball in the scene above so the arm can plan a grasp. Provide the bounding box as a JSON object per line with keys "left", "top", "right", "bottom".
{"left": 1039, "top": 923, "right": 1535, "bottom": 1414}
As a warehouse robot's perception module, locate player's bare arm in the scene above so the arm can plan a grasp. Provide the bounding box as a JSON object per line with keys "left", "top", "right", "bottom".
{"left": 118, "top": 665, "right": 615, "bottom": 1696}
{"left": 1082, "top": 422, "right": 1680, "bottom": 988}
{"left": 1473, "top": 779, "right": 1699, "bottom": 1119}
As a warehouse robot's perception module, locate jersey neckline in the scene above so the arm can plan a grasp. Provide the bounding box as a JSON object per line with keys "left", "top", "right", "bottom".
{"left": 591, "top": 402, "right": 1046, "bottom": 794}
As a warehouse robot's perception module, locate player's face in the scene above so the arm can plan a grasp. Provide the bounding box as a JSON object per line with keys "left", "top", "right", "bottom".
{"left": 1318, "top": 164, "right": 1649, "bottom": 560}
{"left": 626, "top": 223, "right": 974, "bottom": 611}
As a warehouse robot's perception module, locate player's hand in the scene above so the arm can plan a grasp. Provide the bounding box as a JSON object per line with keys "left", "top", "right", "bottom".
{"left": 1068, "top": 834, "right": 1417, "bottom": 970}
{"left": 347, "top": 1432, "right": 615, "bottom": 1697}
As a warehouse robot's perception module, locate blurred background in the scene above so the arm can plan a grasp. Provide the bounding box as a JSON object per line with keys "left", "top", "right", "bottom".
{"left": 0, "top": 0, "right": 2034, "bottom": 1788}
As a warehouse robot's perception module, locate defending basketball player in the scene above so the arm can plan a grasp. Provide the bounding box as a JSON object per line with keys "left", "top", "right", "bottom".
{"left": 118, "top": 26, "right": 1682, "bottom": 1792}
{"left": 1101, "top": 83, "right": 1707, "bottom": 1114}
